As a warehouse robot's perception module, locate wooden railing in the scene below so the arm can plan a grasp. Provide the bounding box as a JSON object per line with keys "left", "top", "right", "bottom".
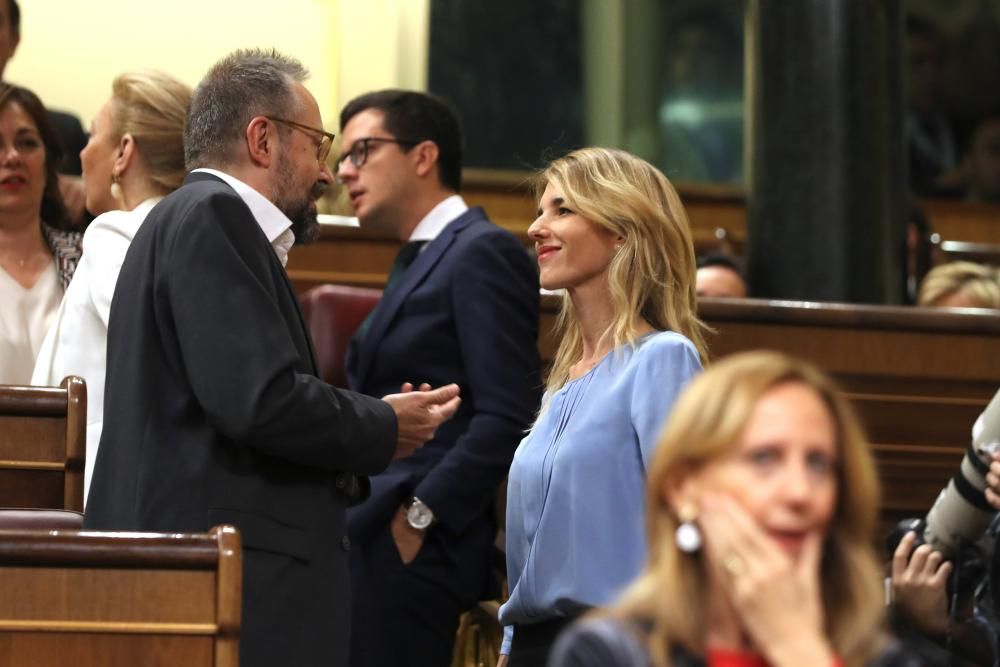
{"left": 0, "top": 525, "right": 241, "bottom": 667}
{"left": 694, "top": 297, "right": 1000, "bottom": 531}
{"left": 297, "top": 172, "right": 999, "bottom": 292}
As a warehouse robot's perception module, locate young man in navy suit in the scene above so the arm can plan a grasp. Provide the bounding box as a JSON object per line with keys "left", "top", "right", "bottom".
{"left": 337, "top": 90, "right": 542, "bottom": 667}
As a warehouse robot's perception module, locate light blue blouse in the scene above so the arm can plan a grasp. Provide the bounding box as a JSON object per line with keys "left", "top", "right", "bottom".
{"left": 498, "top": 331, "right": 702, "bottom": 653}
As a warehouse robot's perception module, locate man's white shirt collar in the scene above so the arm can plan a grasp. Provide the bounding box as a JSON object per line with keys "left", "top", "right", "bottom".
{"left": 192, "top": 168, "right": 295, "bottom": 267}
{"left": 408, "top": 195, "right": 468, "bottom": 243}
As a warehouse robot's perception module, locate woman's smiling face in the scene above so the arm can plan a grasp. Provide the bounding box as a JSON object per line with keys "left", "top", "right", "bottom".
{"left": 527, "top": 182, "right": 620, "bottom": 292}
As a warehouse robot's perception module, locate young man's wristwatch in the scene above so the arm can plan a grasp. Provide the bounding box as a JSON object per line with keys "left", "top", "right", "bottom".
{"left": 405, "top": 496, "right": 436, "bottom": 530}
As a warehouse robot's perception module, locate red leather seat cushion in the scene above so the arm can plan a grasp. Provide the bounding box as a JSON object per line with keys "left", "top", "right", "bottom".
{"left": 299, "top": 284, "right": 382, "bottom": 387}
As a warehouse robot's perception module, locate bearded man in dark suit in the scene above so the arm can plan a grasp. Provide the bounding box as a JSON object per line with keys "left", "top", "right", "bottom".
{"left": 84, "top": 50, "right": 461, "bottom": 667}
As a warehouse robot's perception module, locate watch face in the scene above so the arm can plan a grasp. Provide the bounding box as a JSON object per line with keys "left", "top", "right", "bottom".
{"left": 407, "top": 503, "right": 433, "bottom": 530}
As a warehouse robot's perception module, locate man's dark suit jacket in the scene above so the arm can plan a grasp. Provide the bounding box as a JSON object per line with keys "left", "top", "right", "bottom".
{"left": 84, "top": 172, "right": 398, "bottom": 667}
{"left": 346, "top": 207, "right": 541, "bottom": 596}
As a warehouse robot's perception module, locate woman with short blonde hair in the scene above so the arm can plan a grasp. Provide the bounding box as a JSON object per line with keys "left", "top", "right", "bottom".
{"left": 33, "top": 70, "right": 192, "bottom": 505}
{"left": 105, "top": 70, "right": 190, "bottom": 196}
{"left": 917, "top": 260, "right": 1000, "bottom": 309}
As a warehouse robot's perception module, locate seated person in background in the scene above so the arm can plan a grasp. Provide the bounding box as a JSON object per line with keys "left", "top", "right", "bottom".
{"left": 964, "top": 115, "right": 1000, "bottom": 204}
{"left": 498, "top": 147, "right": 707, "bottom": 667}
{"left": 905, "top": 15, "right": 965, "bottom": 198}
{"left": 0, "top": 0, "right": 88, "bottom": 223}
{"left": 32, "top": 70, "right": 191, "bottom": 505}
{"left": 917, "top": 261, "right": 1000, "bottom": 308}
{"left": 0, "top": 83, "right": 80, "bottom": 384}
{"left": 696, "top": 252, "right": 748, "bottom": 298}
{"left": 551, "top": 351, "right": 917, "bottom": 667}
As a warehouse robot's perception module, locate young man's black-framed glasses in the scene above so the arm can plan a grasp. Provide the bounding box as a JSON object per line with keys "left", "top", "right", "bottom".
{"left": 267, "top": 117, "right": 336, "bottom": 165}
{"left": 338, "top": 137, "right": 421, "bottom": 169}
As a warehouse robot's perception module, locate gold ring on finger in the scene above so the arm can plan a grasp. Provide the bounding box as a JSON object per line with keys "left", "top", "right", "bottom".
{"left": 723, "top": 554, "right": 745, "bottom": 577}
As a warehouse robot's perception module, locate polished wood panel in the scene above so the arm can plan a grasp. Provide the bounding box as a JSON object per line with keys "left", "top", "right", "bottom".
{"left": 0, "top": 508, "right": 83, "bottom": 531}
{"left": 0, "top": 568, "right": 215, "bottom": 624}
{"left": 0, "top": 376, "right": 85, "bottom": 511}
{"left": 696, "top": 298, "right": 1000, "bottom": 531}
{"left": 923, "top": 199, "right": 1000, "bottom": 247}
{"left": 288, "top": 227, "right": 395, "bottom": 290}
{"left": 934, "top": 239, "right": 1000, "bottom": 266}
{"left": 0, "top": 634, "right": 213, "bottom": 667}
{"left": 0, "top": 525, "right": 240, "bottom": 667}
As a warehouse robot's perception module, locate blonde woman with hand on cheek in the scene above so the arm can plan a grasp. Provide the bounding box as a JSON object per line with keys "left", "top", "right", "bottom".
{"left": 551, "top": 352, "right": 919, "bottom": 667}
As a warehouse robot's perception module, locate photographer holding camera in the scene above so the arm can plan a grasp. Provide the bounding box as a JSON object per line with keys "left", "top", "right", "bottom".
{"left": 888, "top": 389, "right": 1000, "bottom": 665}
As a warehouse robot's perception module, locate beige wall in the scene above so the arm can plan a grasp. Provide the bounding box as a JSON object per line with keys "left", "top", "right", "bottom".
{"left": 336, "top": 0, "right": 429, "bottom": 107}
{"left": 6, "top": 0, "right": 429, "bottom": 133}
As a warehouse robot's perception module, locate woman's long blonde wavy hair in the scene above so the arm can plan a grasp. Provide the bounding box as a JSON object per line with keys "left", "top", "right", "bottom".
{"left": 537, "top": 147, "right": 710, "bottom": 396}
{"left": 610, "top": 351, "right": 885, "bottom": 667}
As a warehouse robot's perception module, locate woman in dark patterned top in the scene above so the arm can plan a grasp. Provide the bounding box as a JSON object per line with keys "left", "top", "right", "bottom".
{"left": 0, "top": 84, "right": 80, "bottom": 383}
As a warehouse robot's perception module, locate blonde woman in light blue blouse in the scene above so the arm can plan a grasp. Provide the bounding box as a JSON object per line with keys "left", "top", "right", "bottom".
{"left": 498, "top": 148, "right": 709, "bottom": 667}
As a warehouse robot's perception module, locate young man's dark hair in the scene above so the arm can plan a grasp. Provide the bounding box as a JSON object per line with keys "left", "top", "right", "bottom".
{"left": 339, "top": 89, "right": 463, "bottom": 192}
{"left": 696, "top": 251, "right": 749, "bottom": 297}
{"left": 697, "top": 251, "right": 745, "bottom": 276}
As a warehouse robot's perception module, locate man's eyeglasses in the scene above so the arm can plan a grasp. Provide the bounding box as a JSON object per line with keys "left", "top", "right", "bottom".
{"left": 267, "top": 117, "right": 336, "bottom": 165}
{"left": 338, "top": 137, "right": 421, "bottom": 169}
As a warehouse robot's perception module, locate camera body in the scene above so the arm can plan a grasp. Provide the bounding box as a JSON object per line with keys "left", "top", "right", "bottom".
{"left": 923, "top": 389, "right": 1000, "bottom": 557}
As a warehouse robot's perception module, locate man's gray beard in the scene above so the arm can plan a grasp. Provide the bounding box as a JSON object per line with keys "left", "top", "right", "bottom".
{"left": 274, "top": 151, "right": 322, "bottom": 245}
{"left": 291, "top": 209, "right": 320, "bottom": 245}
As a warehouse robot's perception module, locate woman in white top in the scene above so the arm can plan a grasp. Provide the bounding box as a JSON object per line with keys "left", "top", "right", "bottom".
{"left": 33, "top": 71, "right": 191, "bottom": 504}
{"left": 0, "top": 84, "right": 81, "bottom": 384}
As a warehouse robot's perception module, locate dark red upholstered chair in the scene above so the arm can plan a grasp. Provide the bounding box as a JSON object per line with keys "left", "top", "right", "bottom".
{"left": 299, "top": 284, "right": 383, "bottom": 387}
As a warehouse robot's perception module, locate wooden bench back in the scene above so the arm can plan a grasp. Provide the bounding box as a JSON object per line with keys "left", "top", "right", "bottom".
{"left": 0, "top": 376, "right": 86, "bottom": 511}
{"left": 0, "top": 525, "right": 241, "bottom": 667}
{"left": 693, "top": 298, "right": 1000, "bottom": 531}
